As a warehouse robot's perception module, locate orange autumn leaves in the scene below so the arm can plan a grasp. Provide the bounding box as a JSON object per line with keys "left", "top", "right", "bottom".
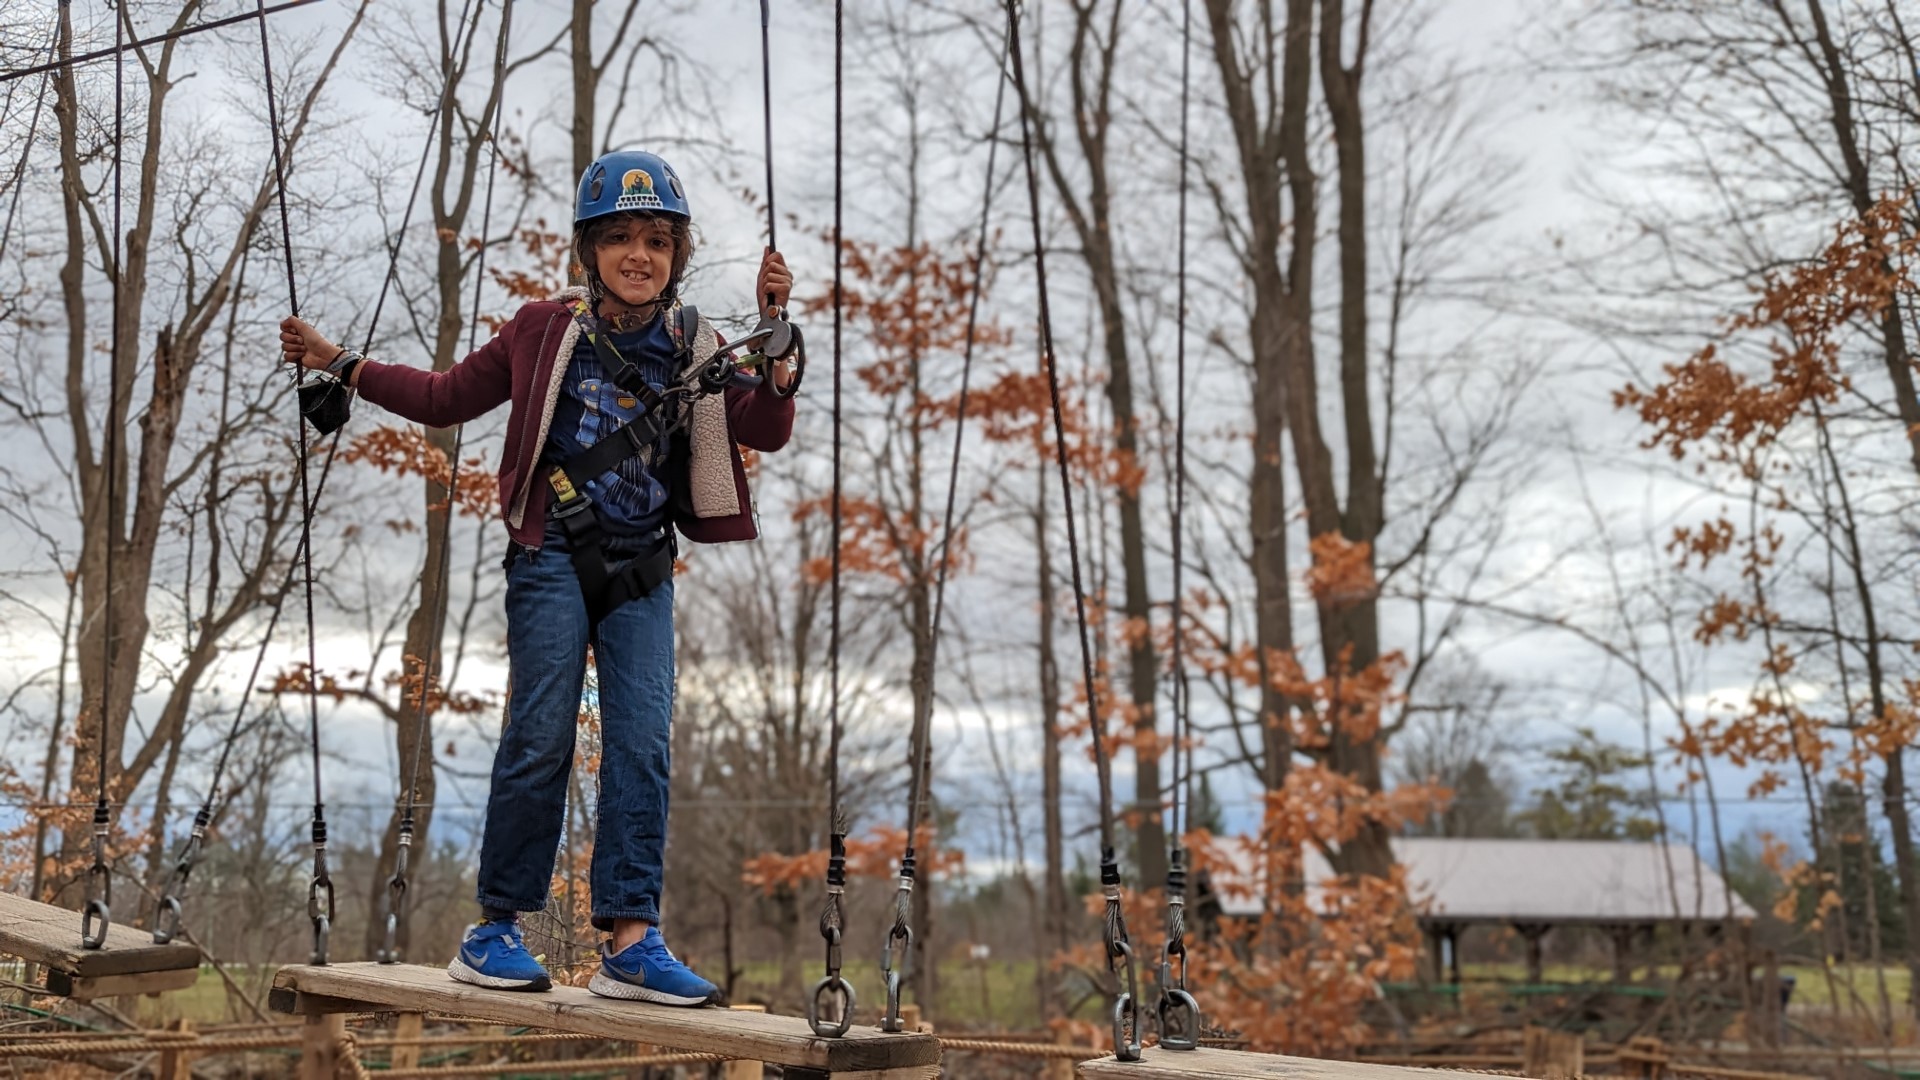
{"left": 741, "top": 825, "right": 964, "bottom": 894}
{"left": 1620, "top": 196, "right": 1919, "bottom": 923}
{"left": 1617, "top": 196, "right": 1915, "bottom": 464}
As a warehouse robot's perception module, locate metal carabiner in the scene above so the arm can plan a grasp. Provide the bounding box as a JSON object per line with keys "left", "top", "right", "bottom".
{"left": 153, "top": 826, "right": 205, "bottom": 945}
{"left": 1110, "top": 938, "right": 1142, "bottom": 1062}
{"left": 376, "top": 849, "right": 410, "bottom": 963}
{"left": 81, "top": 898, "right": 111, "bottom": 950}
{"left": 1157, "top": 936, "right": 1201, "bottom": 1050}
{"left": 808, "top": 975, "right": 855, "bottom": 1038}
{"left": 152, "top": 895, "right": 183, "bottom": 946}
{"left": 878, "top": 924, "right": 913, "bottom": 1033}
{"left": 1157, "top": 984, "right": 1202, "bottom": 1051}
{"left": 81, "top": 859, "right": 111, "bottom": 949}
{"left": 308, "top": 875, "right": 335, "bottom": 966}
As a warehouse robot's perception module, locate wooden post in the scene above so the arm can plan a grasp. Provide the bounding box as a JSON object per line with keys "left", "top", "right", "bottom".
{"left": 901, "top": 1003, "right": 927, "bottom": 1034}
{"left": 300, "top": 1013, "right": 345, "bottom": 1080}
{"left": 1753, "top": 948, "right": 1782, "bottom": 1048}
{"left": 724, "top": 1003, "right": 767, "bottom": 1080}
{"left": 1521, "top": 1025, "right": 1583, "bottom": 1079}
{"left": 1514, "top": 923, "right": 1551, "bottom": 984}
{"left": 391, "top": 1012, "right": 424, "bottom": 1070}
{"left": 1046, "top": 1025, "right": 1076, "bottom": 1080}
{"left": 156, "top": 1017, "right": 195, "bottom": 1080}
{"left": 1610, "top": 925, "right": 1637, "bottom": 984}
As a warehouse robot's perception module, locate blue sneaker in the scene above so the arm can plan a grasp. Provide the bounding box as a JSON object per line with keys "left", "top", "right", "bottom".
{"left": 587, "top": 927, "right": 722, "bottom": 1006}
{"left": 447, "top": 919, "right": 552, "bottom": 992}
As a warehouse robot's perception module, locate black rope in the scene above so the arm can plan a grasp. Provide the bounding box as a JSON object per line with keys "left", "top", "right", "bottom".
{"left": 249, "top": 0, "right": 336, "bottom": 967}
{"left": 80, "top": 0, "right": 125, "bottom": 952}
{"left": 806, "top": 0, "right": 854, "bottom": 1043}
{"left": 0, "top": 0, "right": 327, "bottom": 86}
{"left": 758, "top": 0, "right": 777, "bottom": 284}
{"left": 880, "top": 23, "right": 1013, "bottom": 1036}
{"left": 382, "top": 0, "right": 514, "bottom": 965}
{"left": 1157, "top": 0, "right": 1202, "bottom": 1050}
{"left": 1004, "top": 0, "right": 1139, "bottom": 1059}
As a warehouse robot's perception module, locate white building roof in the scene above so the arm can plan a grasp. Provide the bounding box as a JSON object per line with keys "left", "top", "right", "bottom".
{"left": 1207, "top": 837, "right": 1757, "bottom": 924}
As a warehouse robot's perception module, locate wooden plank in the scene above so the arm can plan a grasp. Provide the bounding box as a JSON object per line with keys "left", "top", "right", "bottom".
{"left": 43, "top": 965, "right": 202, "bottom": 1000}
{"left": 271, "top": 962, "right": 941, "bottom": 1073}
{"left": 1079, "top": 1046, "right": 1490, "bottom": 1078}
{"left": 0, "top": 892, "right": 200, "bottom": 979}
{"left": 725, "top": 1004, "right": 767, "bottom": 1080}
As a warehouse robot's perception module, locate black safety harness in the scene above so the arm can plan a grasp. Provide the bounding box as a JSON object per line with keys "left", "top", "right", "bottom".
{"left": 546, "top": 297, "right": 801, "bottom": 623}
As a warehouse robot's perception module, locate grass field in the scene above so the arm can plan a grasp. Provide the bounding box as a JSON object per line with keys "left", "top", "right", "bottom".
{"left": 1444, "top": 960, "right": 1913, "bottom": 1008}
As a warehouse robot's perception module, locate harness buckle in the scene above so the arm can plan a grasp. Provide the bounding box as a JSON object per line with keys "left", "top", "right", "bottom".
{"left": 547, "top": 469, "right": 592, "bottom": 518}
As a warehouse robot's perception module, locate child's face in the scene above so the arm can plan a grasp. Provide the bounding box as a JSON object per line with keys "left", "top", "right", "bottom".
{"left": 594, "top": 216, "right": 675, "bottom": 308}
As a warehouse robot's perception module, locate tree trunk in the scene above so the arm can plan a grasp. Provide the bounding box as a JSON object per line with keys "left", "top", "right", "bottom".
{"left": 571, "top": 0, "right": 595, "bottom": 181}
{"left": 1201, "top": 0, "right": 1315, "bottom": 804}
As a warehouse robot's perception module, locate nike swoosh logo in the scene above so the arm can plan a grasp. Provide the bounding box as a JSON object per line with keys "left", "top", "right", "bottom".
{"left": 461, "top": 947, "right": 488, "bottom": 968}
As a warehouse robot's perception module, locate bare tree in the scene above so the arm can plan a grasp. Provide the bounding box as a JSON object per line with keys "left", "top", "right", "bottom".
{"left": 32, "top": 0, "right": 367, "bottom": 902}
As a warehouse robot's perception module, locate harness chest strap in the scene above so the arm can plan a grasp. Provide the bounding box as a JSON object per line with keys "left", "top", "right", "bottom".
{"left": 544, "top": 301, "right": 700, "bottom": 621}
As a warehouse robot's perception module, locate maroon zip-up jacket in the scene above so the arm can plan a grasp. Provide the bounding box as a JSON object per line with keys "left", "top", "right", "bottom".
{"left": 354, "top": 290, "right": 794, "bottom": 549}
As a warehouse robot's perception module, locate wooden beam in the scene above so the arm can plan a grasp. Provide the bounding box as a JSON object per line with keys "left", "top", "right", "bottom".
{"left": 1079, "top": 1046, "right": 1487, "bottom": 1078}
{"left": 271, "top": 963, "right": 941, "bottom": 1074}
{"left": 43, "top": 965, "right": 202, "bottom": 1000}
{"left": 0, "top": 892, "right": 200, "bottom": 980}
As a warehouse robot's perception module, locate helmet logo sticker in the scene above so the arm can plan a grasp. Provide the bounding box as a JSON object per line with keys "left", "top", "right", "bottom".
{"left": 615, "top": 167, "right": 665, "bottom": 211}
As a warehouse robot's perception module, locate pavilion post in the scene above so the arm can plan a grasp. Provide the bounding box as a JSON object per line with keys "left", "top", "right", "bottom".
{"left": 1513, "top": 923, "right": 1551, "bottom": 984}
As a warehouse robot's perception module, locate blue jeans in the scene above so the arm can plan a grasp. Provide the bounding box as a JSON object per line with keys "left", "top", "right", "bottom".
{"left": 476, "top": 522, "right": 675, "bottom": 930}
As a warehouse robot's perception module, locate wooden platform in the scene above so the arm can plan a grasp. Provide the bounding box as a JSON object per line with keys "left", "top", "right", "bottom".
{"left": 271, "top": 962, "right": 941, "bottom": 1077}
{"left": 1079, "top": 1046, "right": 1481, "bottom": 1078}
{"left": 0, "top": 892, "right": 201, "bottom": 999}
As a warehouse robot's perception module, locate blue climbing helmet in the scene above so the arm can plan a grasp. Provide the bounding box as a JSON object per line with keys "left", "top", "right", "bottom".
{"left": 575, "top": 149, "right": 690, "bottom": 224}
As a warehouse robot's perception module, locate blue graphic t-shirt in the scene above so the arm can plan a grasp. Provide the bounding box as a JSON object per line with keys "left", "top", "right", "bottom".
{"left": 545, "top": 314, "right": 681, "bottom": 551}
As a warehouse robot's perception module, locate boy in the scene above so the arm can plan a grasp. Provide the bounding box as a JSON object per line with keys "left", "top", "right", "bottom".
{"left": 280, "top": 150, "right": 794, "bottom": 1005}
